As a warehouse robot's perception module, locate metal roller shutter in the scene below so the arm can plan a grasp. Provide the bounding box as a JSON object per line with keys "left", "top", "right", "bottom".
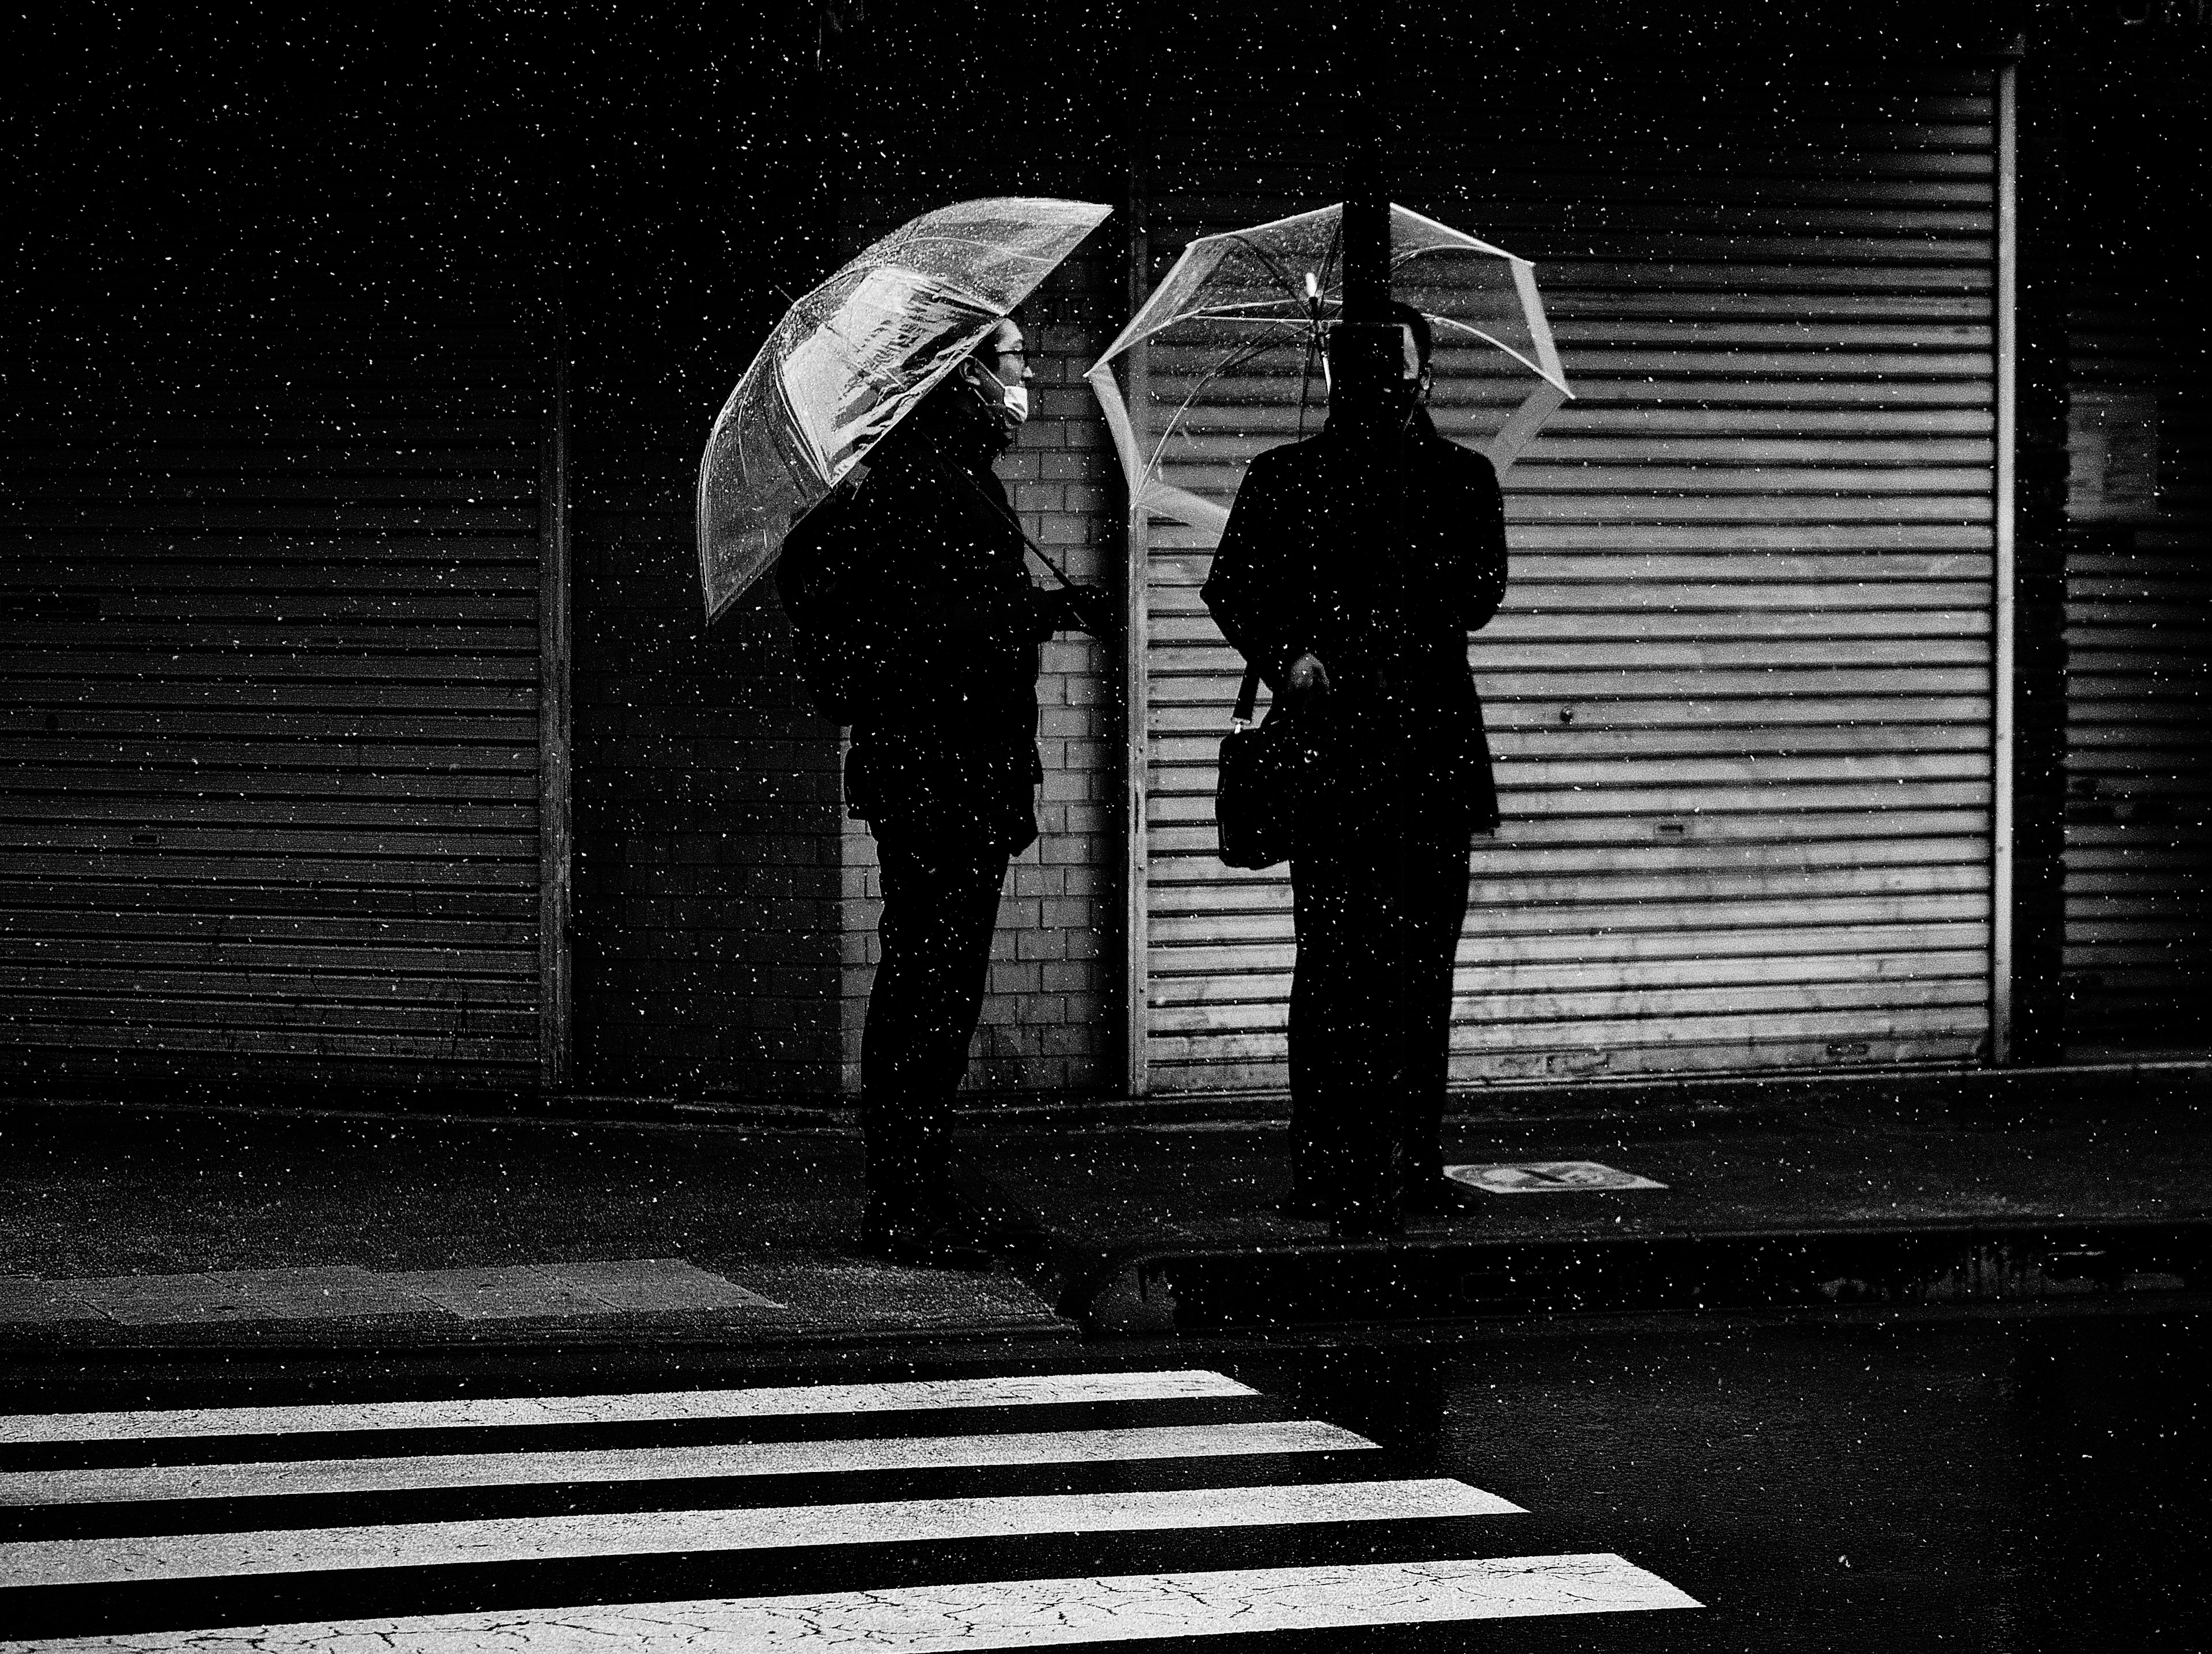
{"left": 1131, "top": 64, "right": 1998, "bottom": 1093}
{"left": 2061, "top": 309, "right": 2211, "bottom": 1050}
{"left": 0, "top": 256, "right": 559, "bottom": 1089}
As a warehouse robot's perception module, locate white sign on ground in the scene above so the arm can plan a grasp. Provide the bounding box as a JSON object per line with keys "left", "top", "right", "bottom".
{"left": 1445, "top": 1162, "right": 1668, "bottom": 1194}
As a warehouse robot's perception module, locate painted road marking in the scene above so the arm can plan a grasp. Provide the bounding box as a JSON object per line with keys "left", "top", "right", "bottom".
{"left": 0, "top": 1371, "right": 1256, "bottom": 1446}
{"left": 0, "top": 1479, "right": 1522, "bottom": 1585}
{"left": 1445, "top": 1161, "right": 1668, "bottom": 1193}
{"left": 0, "top": 1421, "right": 1374, "bottom": 1507}
{"left": 1, "top": 1554, "right": 1700, "bottom": 1651}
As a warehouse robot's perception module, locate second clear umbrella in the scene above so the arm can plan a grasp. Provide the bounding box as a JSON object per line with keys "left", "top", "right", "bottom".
{"left": 1086, "top": 201, "right": 1571, "bottom": 540}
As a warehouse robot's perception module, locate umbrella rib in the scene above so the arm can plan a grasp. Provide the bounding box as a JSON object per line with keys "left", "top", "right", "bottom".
{"left": 1138, "top": 331, "right": 1285, "bottom": 504}
{"left": 1425, "top": 316, "right": 1564, "bottom": 390}
{"left": 1175, "top": 303, "right": 1316, "bottom": 321}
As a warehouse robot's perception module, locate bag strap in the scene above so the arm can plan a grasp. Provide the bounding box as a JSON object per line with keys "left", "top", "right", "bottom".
{"left": 1231, "top": 663, "right": 1262, "bottom": 729}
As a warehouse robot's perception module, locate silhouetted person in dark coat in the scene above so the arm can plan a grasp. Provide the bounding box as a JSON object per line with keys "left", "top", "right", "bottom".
{"left": 1203, "top": 302, "right": 1508, "bottom": 1237}
{"left": 778, "top": 317, "right": 1108, "bottom": 1266}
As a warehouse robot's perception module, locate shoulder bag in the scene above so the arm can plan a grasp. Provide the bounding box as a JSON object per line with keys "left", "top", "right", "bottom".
{"left": 1215, "top": 663, "right": 1307, "bottom": 869}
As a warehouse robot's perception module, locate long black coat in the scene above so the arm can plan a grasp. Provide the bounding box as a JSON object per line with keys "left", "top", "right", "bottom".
{"left": 777, "top": 427, "right": 1050, "bottom": 852}
{"left": 1202, "top": 408, "right": 1509, "bottom": 839}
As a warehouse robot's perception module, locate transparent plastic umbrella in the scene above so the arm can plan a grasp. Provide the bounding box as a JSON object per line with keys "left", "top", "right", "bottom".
{"left": 1086, "top": 202, "right": 1571, "bottom": 539}
{"left": 696, "top": 196, "right": 1110, "bottom": 621}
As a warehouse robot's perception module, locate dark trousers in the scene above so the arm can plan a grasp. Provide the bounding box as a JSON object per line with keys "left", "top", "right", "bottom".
{"left": 859, "top": 824, "right": 1011, "bottom": 1194}
{"left": 1287, "top": 829, "right": 1472, "bottom": 1208}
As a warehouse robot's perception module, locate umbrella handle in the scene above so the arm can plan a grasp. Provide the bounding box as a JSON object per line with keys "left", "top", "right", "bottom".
{"left": 938, "top": 445, "right": 1078, "bottom": 589}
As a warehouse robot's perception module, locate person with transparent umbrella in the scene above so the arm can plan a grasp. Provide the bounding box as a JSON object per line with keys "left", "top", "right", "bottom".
{"left": 698, "top": 199, "right": 1112, "bottom": 1268}
{"left": 779, "top": 317, "right": 1112, "bottom": 1267}
{"left": 1203, "top": 302, "right": 1508, "bottom": 1238}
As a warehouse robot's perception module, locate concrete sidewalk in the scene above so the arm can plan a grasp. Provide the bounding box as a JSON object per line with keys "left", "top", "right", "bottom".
{"left": 4, "top": 1063, "right": 2209, "bottom": 1353}
{"left": 974, "top": 1064, "right": 2212, "bottom": 1333}
{"left": 0, "top": 1100, "right": 1069, "bottom": 1352}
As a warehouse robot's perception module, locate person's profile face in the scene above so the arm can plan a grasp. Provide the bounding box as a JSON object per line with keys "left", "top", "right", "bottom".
{"left": 968, "top": 318, "right": 1033, "bottom": 388}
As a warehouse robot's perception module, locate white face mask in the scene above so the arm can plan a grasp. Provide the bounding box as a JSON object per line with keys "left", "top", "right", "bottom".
{"left": 975, "top": 361, "right": 1030, "bottom": 424}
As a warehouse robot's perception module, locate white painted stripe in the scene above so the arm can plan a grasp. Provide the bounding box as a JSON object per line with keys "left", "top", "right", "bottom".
{"left": 0, "top": 1371, "right": 1254, "bottom": 1446}
{"left": 0, "top": 1421, "right": 1373, "bottom": 1508}
{"left": 0, "top": 1479, "right": 1522, "bottom": 1586}
{"left": 0, "top": 1554, "right": 1700, "bottom": 1651}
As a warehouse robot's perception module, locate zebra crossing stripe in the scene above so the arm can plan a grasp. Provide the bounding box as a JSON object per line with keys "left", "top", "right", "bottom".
{"left": 0, "top": 1371, "right": 1255, "bottom": 1446}
{"left": 0, "top": 1553, "right": 1701, "bottom": 1651}
{"left": 0, "top": 1421, "right": 1375, "bottom": 1507}
{"left": 0, "top": 1479, "right": 1524, "bottom": 1586}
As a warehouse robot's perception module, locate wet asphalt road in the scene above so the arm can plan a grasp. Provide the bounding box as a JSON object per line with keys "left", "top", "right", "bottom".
{"left": 1241, "top": 1312, "right": 2212, "bottom": 1649}
{"left": 2, "top": 1310, "right": 2206, "bottom": 1651}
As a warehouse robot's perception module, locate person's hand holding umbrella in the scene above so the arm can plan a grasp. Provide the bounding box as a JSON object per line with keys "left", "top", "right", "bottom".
{"left": 1285, "top": 650, "right": 1332, "bottom": 713}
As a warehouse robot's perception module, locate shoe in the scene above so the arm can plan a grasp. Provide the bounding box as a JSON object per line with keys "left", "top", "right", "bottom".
{"left": 859, "top": 1192, "right": 995, "bottom": 1270}
{"left": 1328, "top": 1199, "right": 1404, "bottom": 1240}
{"left": 1401, "top": 1173, "right": 1479, "bottom": 1216}
{"left": 1272, "top": 1189, "right": 1331, "bottom": 1222}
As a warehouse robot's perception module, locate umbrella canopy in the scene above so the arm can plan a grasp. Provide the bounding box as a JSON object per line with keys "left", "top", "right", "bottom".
{"left": 696, "top": 196, "right": 1110, "bottom": 621}
{"left": 1086, "top": 202, "right": 1571, "bottom": 538}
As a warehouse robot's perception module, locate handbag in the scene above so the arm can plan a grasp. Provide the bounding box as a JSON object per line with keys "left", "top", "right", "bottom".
{"left": 1215, "top": 663, "right": 1308, "bottom": 870}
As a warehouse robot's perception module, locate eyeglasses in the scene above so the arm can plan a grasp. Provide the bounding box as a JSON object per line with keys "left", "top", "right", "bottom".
{"left": 985, "top": 345, "right": 1031, "bottom": 363}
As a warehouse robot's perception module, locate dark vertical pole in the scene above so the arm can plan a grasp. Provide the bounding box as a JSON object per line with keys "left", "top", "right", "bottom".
{"left": 535, "top": 19, "right": 574, "bottom": 1093}
{"left": 1332, "top": 35, "right": 1397, "bottom": 431}
{"left": 1340, "top": 13, "right": 1416, "bottom": 1209}
{"left": 1342, "top": 98, "right": 1389, "bottom": 324}
{"left": 2009, "top": 33, "right": 2074, "bottom": 1068}
{"left": 540, "top": 288, "right": 574, "bottom": 1092}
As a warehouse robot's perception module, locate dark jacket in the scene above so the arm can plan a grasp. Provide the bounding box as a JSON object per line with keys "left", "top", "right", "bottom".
{"left": 777, "top": 426, "right": 1052, "bottom": 852}
{"left": 1202, "top": 407, "right": 1509, "bottom": 839}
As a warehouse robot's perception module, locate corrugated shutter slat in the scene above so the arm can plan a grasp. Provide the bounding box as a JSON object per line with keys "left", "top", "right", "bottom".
{"left": 1, "top": 286, "right": 549, "bottom": 1087}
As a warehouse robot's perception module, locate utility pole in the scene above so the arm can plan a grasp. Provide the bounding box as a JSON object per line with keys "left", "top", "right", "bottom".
{"left": 1332, "top": 56, "right": 1399, "bottom": 432}
{"left": 1336, "top": 25, "right": 1418, "bottom": 1212}
{"left": 1333, "top": 31, "right": 1402, "bottom": 607}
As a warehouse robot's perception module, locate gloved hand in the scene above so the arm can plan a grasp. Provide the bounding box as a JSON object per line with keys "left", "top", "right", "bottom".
{"left": 1061, "top": 584, "right": 1118, "bottom": 640}
{"left": 1025, "top": 584, "right": 1117, "bottom": 640}
{"left": 1023, "top": 586, "right": 1075, "bottom": 640}
{"left": 1285, "top": 651, "right": 1332, "bottom": 711}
